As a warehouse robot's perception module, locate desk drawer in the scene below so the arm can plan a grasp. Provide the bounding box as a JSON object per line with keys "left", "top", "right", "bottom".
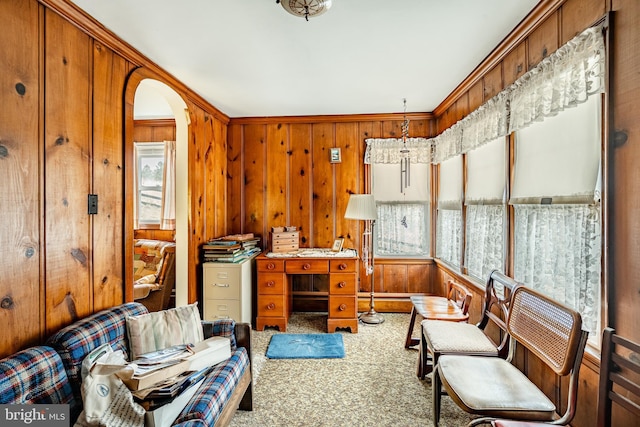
{"left": 329, "top": 273, "right": 356, "bottom": 295}
{"left": 328, "top": 296, "right": 357, "bottom": 319}
{"left": 204, "top": 299, "right": 240, "bottom": 321}
{"left": 330, "top": 259, "right": 356, "bottom": 273}
{"left": 257, "top": 295, "right": 287, "bottom": 317}
{"left": 257, "top": 273, "right": 285, "bottom": 294}
{"left": 257, "top": 258, "right": 285, "bottom": 272}
{"left": 285, "top": 259, "right": 329, "bottom": 274}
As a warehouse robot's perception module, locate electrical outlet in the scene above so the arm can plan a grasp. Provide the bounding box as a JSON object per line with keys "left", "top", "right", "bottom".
{"left": 88, "top": 194, "right": 98, "bottom": 214}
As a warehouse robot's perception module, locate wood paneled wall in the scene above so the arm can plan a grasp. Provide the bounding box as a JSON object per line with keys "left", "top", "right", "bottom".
{"left": 226, "top": 115, "right": 434, "bottom": 304}
{"left": 0, "top": 0, "right": 230, "bottom": 357}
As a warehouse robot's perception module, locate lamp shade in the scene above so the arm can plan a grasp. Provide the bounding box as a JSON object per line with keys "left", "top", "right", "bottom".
{"left": 344, "top": 194, "right": 377, "bottom": 220}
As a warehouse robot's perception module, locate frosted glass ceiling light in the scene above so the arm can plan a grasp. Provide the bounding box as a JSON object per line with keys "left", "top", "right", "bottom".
{"left": 277, "top": 0, "right": 333, "bottom": 21}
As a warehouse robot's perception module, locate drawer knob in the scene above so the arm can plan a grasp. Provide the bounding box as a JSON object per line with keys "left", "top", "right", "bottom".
{"left": 338, "top": 281, "right": 346, "bottom": 288}
{"left": 267, "top": 263, "right": 276, "bottom": 270}
{"left": 266, "top": 280, "right": 275, "bottom": 287}
{"left": 338, "top": 263, "right": 347, "bottom": 270}
{"left": 303, "top": 263, "right": 311, "bottom": 270}
{"left": 267, "top": 303, "right": 275, "bottom": 310}
{"left": 338, "top": 304, "right": 347, "bottom": 311}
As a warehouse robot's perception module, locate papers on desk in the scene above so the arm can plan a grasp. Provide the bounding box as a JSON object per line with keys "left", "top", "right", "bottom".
{"left": 266, "top": 248, "right": 357, "bottom": 258}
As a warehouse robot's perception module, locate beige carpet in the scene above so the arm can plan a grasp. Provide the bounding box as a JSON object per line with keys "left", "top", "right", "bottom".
{"left": 229, "top": 312, "right": 476, "bottom": 427}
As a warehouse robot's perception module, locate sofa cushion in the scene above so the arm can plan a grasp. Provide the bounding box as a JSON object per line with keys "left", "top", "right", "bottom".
{"left": 46, "top": 302, "right": 149, "bottom": 411}
{"left": 0, "top": 346, "right": 75, "bottom": 407}
{"left": 174, "top": 347, "right": 249, "bottom": 426}
{"left": 126, "top": 303, "right": 204, "bottom": 359}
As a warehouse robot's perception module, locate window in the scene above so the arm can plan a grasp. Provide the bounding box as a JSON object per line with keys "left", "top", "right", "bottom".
{"left": 134, "top": 142, "right": 170, "bottom": 228}
{"left": 371, "top": 162, "right": 430, "bottom": 257}
{"left": 511, "top": 95, "right": 602, "bottom": 339}
{"left": 464, "top": 137, "right": 507, "bottom": 280}
{"left": 436, "top": 155, "right": 462, "bottom": 267}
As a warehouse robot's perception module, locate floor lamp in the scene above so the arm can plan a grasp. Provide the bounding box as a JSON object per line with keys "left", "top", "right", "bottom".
{"left": 344, "top": 194, "right": 384, "bottom": 325}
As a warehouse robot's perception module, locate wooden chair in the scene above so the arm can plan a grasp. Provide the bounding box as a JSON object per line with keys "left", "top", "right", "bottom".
{"left": 419, "top": 270, "right": 518, "bottom": 379}
{"left": 492, "top": 327, "right": 640, "bottom": 427}
{"left": 405, "top": 279, "right": 472, "bottom": 349}
{"left": 433, "top": 285, "right": 589, "bottom": 427}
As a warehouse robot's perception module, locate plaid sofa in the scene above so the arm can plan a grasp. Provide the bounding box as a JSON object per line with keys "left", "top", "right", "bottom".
{"left": 0, "top": 302, "right": 252, "bottom": 426}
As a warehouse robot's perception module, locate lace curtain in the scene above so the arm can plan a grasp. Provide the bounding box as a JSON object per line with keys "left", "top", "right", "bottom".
{"left": 436, "top": 209, "right": 461, "bottom": 267}
{"left": 376, "top": 203, "right": 429, "bottom": 256}
{"left": 465, "top": 205, "right": 505, "bottom": 281}
{"left": 513, "top": 204, "right": 601, "bottom": 335}
{"left": 509, "top": 25, "right": 605, "bottom": 131}
{"left": 431, "top": 24, "right": 604, "bottom": 164}
{"left": 364, "top": 138, "right": 432, "bottom": 164}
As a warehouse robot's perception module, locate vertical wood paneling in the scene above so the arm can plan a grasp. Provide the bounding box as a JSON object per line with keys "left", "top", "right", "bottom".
{"left": 227, "top": 123, "right": 243, "bottom": 233}
{"left": 91, "top": 41, "right": 127, "bottom": 311}
{"left": 289, "top": 123, "right": 312, "bottom": 247}
{"left": 560, "top": 0, "right": 606, "bottom": 43}
{"left": 335, "top": 123, "right": 359, "bottom": 242}
{"left": 382, "top": 264, "right": 407, "bottom": 293}
{"left": 266, "top": 123, "right": 288, "bottom": 235}
{"left": 527, "top": 11, "right": 559, "bottom": 70}
{"left": 188, "top": 107, "right": 206, "bottom": 302}
{"left": 468, "top": 80, "right": 484, "bottom": 116}
{"left": 44, "top": 9, "right": 92, "bottom": 333}
{"left": 203, "top": 114, "right": 216, "bottom": 240}
{"left": 213, "top": 117, "right": 227, "bottom": 237}
{"left": 243, "top": 124, "right": 266, "bottom": 240}
{"left": 502, "top": 42, "right": 527, "bottom": 88}
{"left": 312, "top": 123, "right": 335, "bottom": 248}
{"left": 0, "top": 0, "right": 41, "bottom": 354}
{"left": 483, "top": 64, "right": 503, "bottom": 101}
{"left": 407, "top": 264, "right": 431, "bottom": 294}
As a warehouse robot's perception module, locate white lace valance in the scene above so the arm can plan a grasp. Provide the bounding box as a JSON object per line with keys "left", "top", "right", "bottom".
{"left": 430, "top": 24, "right": 605, "bottom": 164}
{"left": 461, "top": 91, "right": 510, "bottom": 154}
{"left": 508, "top": 25, "right": 605, "bottom": 131}
{"left": 364, "top": 137, "right": 432, "bottom": 164}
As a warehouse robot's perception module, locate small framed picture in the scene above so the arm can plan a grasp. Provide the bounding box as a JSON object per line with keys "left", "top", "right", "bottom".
{"left": 329, "top": 147, "right": 342, "bottom": 163}
{"left": 331, "top": 238, "right": 344, "bottom": 252}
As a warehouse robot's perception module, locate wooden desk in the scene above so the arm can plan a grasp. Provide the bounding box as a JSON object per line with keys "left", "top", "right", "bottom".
{"left": 255, "top": 253, "right": 358, "bottom": 333}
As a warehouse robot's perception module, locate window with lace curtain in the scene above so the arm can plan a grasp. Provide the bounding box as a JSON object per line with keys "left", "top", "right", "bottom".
{"left": 511, "top": 94, "right": 602, "bottom": 339}
{"left": 365, "top": 138, "right": 431, "bottom": 257}
{"left": 134, "top": 141, "right": 176, "bottom": 230}
{"left": 436, "top": 155, "right": 462, "bottom": 267}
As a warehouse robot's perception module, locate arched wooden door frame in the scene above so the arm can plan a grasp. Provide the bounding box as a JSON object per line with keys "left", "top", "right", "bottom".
{"left": 123, "top": 67, "right": 191, "bottom": 306}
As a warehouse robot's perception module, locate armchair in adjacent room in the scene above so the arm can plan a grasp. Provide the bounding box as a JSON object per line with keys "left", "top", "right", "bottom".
{"left": 133, "top": 239, "right": 176, "bottom": 312}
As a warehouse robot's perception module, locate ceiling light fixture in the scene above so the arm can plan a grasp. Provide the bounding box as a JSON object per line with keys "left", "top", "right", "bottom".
{"left": 276, "top": 0, "right": 333, "bottom": 21}
{"left": 400, "top": 98, "right": 411, "bottom": 194}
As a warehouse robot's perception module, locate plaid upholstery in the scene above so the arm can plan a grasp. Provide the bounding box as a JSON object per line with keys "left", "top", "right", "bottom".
{"left": 45, "top": 302, "right": 149, "bottom": 408}
{"left": 0, "top": 346, "right": 75, "bottom": 407}
{"left": 203, "top": 319, "right": 238, "bottom": 350}
{"left": 174, "top": 347, "right": 249, "bottom": 426}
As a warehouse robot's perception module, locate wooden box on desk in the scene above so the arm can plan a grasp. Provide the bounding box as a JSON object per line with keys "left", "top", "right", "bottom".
{"left": 270, "top": 231, "right": 299, "bottom": 253}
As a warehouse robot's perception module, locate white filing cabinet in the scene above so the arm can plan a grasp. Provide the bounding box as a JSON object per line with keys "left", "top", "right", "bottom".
{"left": 202, "top": 255, "right": 256, "bottom": 323}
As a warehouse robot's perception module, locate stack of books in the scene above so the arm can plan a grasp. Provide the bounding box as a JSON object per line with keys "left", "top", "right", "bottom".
{"left": 202, "top": 233, "right": 261, "bottom": 263}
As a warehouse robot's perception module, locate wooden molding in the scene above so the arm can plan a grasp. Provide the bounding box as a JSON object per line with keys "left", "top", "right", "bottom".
{"left": 433, "top": 0, "right": 567, "bottom": 117}
{"left": 133, "top": 118, "right": 176, "bottom": 127}
{"left": 229, "top": 112, "right": 433, "bottom": 126}
{"left": 38, "top": 0, "right": 230, "bottom": 123}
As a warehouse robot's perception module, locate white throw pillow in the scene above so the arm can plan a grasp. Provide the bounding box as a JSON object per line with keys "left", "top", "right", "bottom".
{"left": 126, "top": 303, "right": 204, "bottom": 360}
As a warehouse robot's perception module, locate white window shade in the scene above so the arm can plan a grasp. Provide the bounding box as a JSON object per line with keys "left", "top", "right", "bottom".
{"left": 466, "top": 137, "right": 506, "bottom": 204}
{"left": 511, "top": 94, "right": 601, "bottom": 204}
{"left": 438, "top": 155, "right": 463, "bottom": 209}
{"left": 372, "top": 163, "right": 429, "bottom": 202}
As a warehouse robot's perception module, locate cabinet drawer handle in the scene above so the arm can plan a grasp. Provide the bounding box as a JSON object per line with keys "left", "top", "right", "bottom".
{"left": 266, "top": 280, "right": 275, "bottom": 287}
{"left": 267, "top": 303, "right": 275, "bottom": 310}
{"left": 338, "top": 281, "right": 346, "bottom": 288}
{"left": 338, "top": 263, "right": 347, "bottom": 271}
{"left": 214, "top": 283, "right": 230, "bottom": 288}
{"left": 338, "top": 304, "right": 347, "bottom": 311}
{"left": 267, "top": 263, "right": 276, "bottom": 270}
{"left": 302, "top": 263, "right": 311, "bottom": 270}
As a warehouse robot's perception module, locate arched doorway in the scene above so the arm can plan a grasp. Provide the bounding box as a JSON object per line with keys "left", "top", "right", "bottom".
{"left": 124, "top": 69, "right": 190, "bottom": 307}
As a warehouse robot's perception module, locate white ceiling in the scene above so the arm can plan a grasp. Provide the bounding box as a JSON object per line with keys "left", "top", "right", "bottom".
{"left": 70, "top": 0, "right": 540, "bottom": 118}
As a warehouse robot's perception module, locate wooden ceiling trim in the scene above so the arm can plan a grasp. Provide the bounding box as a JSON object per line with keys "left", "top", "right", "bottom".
{"left": 433, "top": 0, "right": 566, "bottom": 118}
{"left": 38, "top": 0, "right": 230, "bottom": 124}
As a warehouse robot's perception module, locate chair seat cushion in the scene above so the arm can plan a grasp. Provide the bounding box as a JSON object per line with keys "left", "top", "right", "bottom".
{"left": 438, "top": 355, "right": 556, "bottom": 419}
{"left": 422, "top": 320, "right": 499, "bottom": 354}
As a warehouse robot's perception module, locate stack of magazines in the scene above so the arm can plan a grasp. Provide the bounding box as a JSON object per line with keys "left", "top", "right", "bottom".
{"left": 202, "top": 233, "right": 261, "bottom": 263}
